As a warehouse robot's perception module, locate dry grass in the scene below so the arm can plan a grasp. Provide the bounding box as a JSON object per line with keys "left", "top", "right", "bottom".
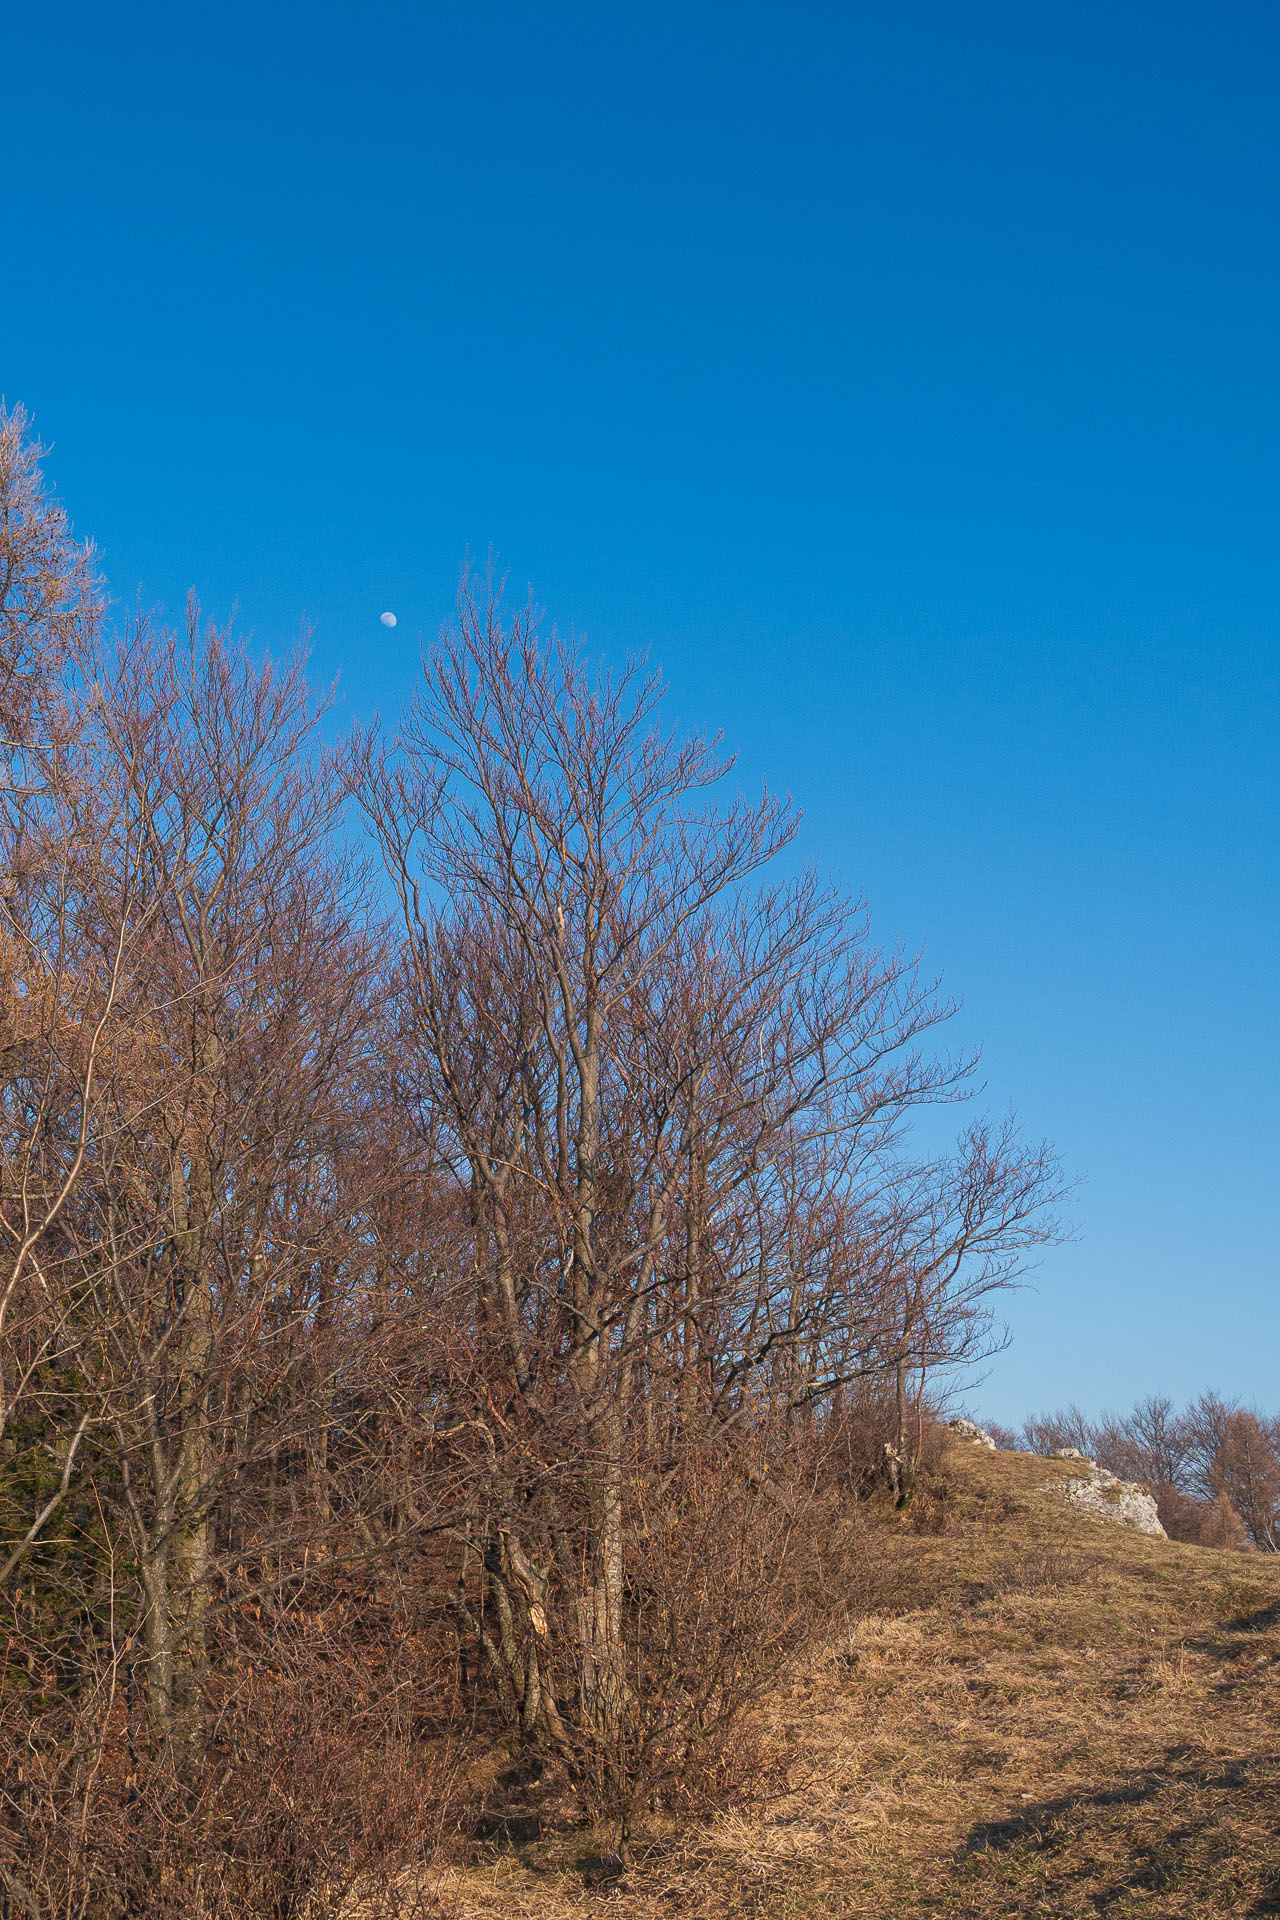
{"left": 410, "top": 1443, "right": 1280, "bottom": 1918}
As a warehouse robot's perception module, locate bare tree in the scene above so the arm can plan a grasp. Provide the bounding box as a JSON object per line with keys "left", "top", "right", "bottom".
{"left": 356, "top": 575, "right": 1060, "bottom": 1849}
{"left": 72, "top": 608, "right": 384, "bottom": 1741}
{"left": 0, "top": 402, "right": 100, "bottom": 751}
{"left": 0, "top": 401, "right": 139, "bottom": 1588}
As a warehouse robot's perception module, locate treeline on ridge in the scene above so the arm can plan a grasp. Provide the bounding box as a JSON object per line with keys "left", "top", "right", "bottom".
{"left": 991, "top": 1395, "right": 1280, "bottom": 1552}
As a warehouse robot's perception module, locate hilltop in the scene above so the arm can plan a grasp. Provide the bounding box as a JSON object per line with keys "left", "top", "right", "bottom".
{"left": 430, "top": 1441, "right": 1280, "bottom": 1918}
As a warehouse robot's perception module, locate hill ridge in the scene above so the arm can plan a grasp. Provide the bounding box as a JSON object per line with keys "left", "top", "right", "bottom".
{"left": 432, "top": 1440, "right": 1280, "bottom": 1917}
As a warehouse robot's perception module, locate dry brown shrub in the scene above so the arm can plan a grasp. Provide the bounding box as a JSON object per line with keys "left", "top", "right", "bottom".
{"left": 1197, "top": 1490, "right": 1253, "bottom": 1552}
{"left": 0, "top": 1623, "right": 472, "bottom": 1920}
{"left": 1156, "top": 1483, "right": 1213, "bottom": 1543}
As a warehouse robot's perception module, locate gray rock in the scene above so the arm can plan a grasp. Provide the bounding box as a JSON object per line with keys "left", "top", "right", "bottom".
{"left": 1046, "top": 1459, "right": 1167, "bottom": 1538}
{"left": 947, "top": 1417, "right": 997, "bottom": 1450}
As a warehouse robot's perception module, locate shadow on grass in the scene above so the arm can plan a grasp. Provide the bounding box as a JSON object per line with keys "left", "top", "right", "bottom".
{"left": 1227, "top": 1602, "right": 1280, "bottom": 1634}
{"left": 960, "top": 1753, "right": 1280, "bottom": 1914}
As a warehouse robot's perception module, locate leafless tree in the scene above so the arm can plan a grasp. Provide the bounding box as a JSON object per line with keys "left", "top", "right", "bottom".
{"left": 356, "top": 574, "right": 1061, "bottom": 1850}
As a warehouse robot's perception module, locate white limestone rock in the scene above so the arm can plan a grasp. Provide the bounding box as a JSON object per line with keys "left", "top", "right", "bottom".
{"left": 948, "top": 1417, "right": 997, "bottom": 1450}
{"left": 1047, "top": 1458, "right": 1167, "bottom": 1538}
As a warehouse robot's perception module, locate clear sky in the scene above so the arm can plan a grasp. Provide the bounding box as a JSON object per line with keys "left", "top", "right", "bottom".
{"left": 4, "top": 2, "right": 1277, "bottom": 1424}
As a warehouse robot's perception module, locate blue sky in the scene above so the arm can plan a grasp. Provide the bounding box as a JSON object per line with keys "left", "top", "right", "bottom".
{"left": 5, "top": 2, "right": 1277, "bottom": 1422}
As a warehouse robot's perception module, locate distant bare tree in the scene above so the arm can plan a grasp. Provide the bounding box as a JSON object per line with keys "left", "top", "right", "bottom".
{"left": 1185, "top": 1398, "right": 1280, "bottom": 1552}
{"left": 1020, "top": 1403, "right": 1096, "bottom": 1458}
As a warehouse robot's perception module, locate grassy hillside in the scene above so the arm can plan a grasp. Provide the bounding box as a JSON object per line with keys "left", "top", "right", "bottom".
{"left": 428, "top": 1441, "right": 1280, "bottom": 1918}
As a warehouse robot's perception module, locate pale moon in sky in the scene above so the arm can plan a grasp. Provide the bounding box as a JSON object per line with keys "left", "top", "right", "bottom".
{"left": 380, "top": 610, "right": 397, "bottom": 628}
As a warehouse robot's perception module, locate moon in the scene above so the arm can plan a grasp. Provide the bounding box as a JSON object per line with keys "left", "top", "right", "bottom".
{"left": 380, "top": 610, "right": 397, "bottom": 629}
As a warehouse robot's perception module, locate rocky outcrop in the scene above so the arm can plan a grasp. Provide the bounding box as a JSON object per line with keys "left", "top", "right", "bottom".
{"left": 1047, "top": 1457, "right": 1167, "bottom": 1538}
{"left": 944, "top": 1419, "right": 1167, "bottom": 1538}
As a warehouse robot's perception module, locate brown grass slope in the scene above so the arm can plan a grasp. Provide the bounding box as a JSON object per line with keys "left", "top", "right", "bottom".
{"left": 429, "top": 1441, "right": 1280, "bottom": 1918}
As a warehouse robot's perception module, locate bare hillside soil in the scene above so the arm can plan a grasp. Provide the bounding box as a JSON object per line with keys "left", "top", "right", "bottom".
{"left": 426, "top": 1442, "right": 1280, "bottom": 1918}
